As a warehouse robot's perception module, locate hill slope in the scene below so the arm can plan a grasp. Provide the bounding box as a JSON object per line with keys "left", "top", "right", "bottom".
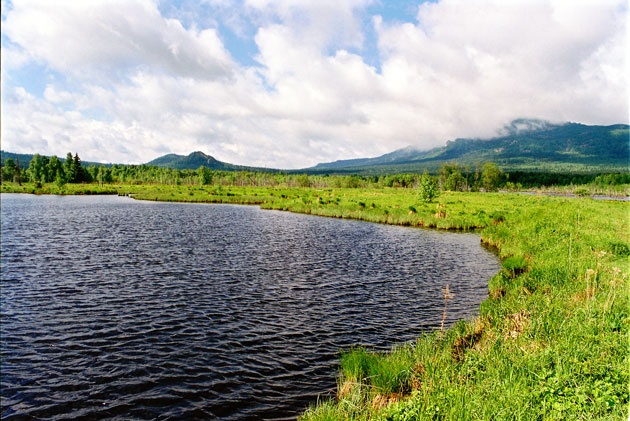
{"left": 145, "top": 151, "right": 272, "bottom": 172}
{"left": 310, "top": 120, "right": 629, "bottom": 174}
{"left": 147, "top": 151, "right": 231, "bottom": 170}
{"left": 3, "top": 120, "right": 628, "bottom": 174}
{"left": 0, "top": 151, "right": 112, "bottom": 168}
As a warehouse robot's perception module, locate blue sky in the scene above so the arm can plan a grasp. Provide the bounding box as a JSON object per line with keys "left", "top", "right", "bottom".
{"left": 1, "top": 0, "right": 627, "bottom": 167}
{"left": 157, "top": 0, "right": 425, "bottom": 66}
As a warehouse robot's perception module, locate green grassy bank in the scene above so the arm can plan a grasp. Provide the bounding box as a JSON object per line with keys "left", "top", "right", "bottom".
{"left": 2, "top": 182, "right": 628, "bottom": 419}
{"left": 299, "top": 193, "right": 629, "bottom": 420}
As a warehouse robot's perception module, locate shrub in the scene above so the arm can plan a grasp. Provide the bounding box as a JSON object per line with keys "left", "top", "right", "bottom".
{"left": 418, "top": 172, "right": 440, "bottom": 203}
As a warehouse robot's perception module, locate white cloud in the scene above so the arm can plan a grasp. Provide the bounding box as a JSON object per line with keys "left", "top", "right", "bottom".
{"left": 2, "top": 86, "right": 146, "bottom": 163}
{"left": 374, "top": 0, "right": 628, "bottom": 139}
{"left": 246, "top": 0, "right": 372, "bottom": 50}
{"left": 1, "top": 0, "right": 627, "bottom": 168}
{"left": 3, "top": 0, "right": 234, "bottom": 81}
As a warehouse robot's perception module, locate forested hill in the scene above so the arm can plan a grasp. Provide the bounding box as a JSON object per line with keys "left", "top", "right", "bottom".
{"left": 310, "top": 120, "right": 630, "bottom": 174}
{"left": 146, "top": 151, "right": 230, "bottom": 170}
{"left": 145, "top": 151, "right": 272, "bottom": 172}
{"left": 139, "top": 121, "right": 630, "bottom": 173}
{"left": 0, "top": 150, "right": 273, "bottom": 173}
{"left": 0, "top": 151, "right": 109, "bottom": 169}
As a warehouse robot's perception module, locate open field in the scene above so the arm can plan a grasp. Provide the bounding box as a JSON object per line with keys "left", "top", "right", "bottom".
{"left": 1, "top": 182, "right": 628, "bottom": 419}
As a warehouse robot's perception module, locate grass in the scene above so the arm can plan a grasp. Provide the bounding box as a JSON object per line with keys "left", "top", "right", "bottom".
{"left": 2, "top": 182, "right": 629, "bottom": 419}
{"left": 301, "top": 194, "right": 629, "bottom": 420}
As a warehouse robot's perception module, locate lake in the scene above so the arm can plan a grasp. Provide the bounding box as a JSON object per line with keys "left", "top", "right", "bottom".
{"left": 1, "top": 194, "right": 500, "bottom": 419}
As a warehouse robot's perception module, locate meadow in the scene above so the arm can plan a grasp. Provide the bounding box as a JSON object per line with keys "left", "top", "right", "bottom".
{"left": 1, "top": 182, "right": 628, "bottom": 419}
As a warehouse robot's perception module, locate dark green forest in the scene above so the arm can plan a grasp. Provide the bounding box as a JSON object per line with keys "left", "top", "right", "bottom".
{"left": 1, "top": 152, "right": 628, "bottom": 192}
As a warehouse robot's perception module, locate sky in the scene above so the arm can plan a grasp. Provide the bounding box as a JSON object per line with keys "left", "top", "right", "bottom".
{"left": 1, "top": 0, "right": 628, "bottom": 169}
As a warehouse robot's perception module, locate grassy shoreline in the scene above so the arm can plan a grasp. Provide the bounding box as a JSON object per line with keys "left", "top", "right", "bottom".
{"left": 2, "top": 182, "right": 629, "bottom": 419}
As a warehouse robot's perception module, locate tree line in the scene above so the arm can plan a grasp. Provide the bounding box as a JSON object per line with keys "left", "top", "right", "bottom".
{"left": 2, "top": 153, "right": 90, "bottom": 186}
{"left": 1, "top": 152, "right": 628, "bottom": 191}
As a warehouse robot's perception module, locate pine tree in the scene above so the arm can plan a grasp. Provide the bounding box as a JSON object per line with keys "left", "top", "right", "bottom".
{"left": 72, "top": 153, "right": 83, "bottom": 183}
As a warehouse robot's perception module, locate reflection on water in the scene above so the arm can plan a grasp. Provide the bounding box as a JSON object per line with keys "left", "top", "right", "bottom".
{"left": 1, "top": 194, "right": 499, "bottom": 419}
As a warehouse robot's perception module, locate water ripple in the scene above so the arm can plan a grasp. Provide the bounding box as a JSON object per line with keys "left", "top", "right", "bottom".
{"left": 1, "top": 194, "right": 499, "bottom": 420}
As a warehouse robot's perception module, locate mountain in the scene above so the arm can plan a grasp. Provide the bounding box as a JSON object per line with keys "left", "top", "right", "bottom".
{"left": 3, "top": 120, "right": 628, "bottom": 175}
{"left": 311, "top": 146, "right": 431, "bottom": 170}
{"left": 309, "top": 120, "right": 629, "bottom": 174}
{"left": 145, "top": 151, "right": 272, "bottom": 172}
{"left": 147, "top": 151, "right": 228, "bottom": 170}
{"left": 0, "top": 151, "right": 36, "bottom": 166}
{"left": 0, "top": 151, "right": 112, "bottom": 168}
{"left": 309, "top": 146, "right": 440, "bottom": 171}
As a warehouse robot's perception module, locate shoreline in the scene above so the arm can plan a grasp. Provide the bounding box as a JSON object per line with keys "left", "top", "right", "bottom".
{"left": 1, "top": 184, "right": 628, "bottom": 419}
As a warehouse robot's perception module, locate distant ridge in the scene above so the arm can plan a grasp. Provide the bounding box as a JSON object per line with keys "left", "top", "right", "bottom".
{"left": 309, "top": 120, "right": 630, "bottom": 174}
{"left": 0, "top": 151, "right": 112, "bottom": 168}
{"left": 144, "top": 120, "right": 628, "bottom": 173}
{"left": 145, "top": 151, "right": 272, "bottom": 172}
{"left": 3, "top": 120, "right": 628, "bottom": 174}
{"left": 147, "top": 151, "right": 228, "bottom": 170}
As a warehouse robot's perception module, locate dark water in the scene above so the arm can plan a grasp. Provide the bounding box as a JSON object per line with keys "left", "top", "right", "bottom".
{"left": 1, "top": 194, "right": 500, "bottom": 420}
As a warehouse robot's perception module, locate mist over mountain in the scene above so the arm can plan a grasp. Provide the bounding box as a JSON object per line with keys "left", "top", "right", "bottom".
{"left": 139, "top": 120, "right": 628, "bottom": 174}
{"left": 309, "top": 120, "right": 629, "bottom": 174}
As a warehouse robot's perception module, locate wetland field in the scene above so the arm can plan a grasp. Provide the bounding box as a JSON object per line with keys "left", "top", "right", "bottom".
{"left": 1, "top": 182, "right": 628, "bottom": 420}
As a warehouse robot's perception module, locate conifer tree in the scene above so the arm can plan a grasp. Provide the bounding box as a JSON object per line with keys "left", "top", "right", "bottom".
{"left": 72, "top": 153, "right": 82, "bottom": 183}
{"left": 64, "top": 152, "right": 75, "bottom": 183}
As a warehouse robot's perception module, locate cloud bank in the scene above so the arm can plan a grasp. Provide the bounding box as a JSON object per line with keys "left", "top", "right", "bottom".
{"left": 1, "top": 0, "right": 627, "bottom": 168}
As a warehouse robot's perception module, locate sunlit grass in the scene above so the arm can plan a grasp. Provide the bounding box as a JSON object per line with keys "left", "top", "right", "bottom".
{"left": 300, "top": 194, "right": 629, "bottom": 420}
{"left": 2, "top": 182, "right": 628, "bottom": 419}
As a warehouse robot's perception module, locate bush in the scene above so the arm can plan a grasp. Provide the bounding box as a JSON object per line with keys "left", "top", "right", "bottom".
{"left": 418, "top": 172, "right": 440, "bottom": 203}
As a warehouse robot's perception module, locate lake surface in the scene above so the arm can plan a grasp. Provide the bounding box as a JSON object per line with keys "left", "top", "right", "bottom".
{"left": 1, "top": 194, "right": 500, "bottom": 420}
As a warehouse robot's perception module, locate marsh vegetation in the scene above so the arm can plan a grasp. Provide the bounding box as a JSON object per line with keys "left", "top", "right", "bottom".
{"left": 1, "top": 161, "right": 628, "bottom": 419}
{"left": 300, "top": 193, "right": 629, "bottom": 420}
